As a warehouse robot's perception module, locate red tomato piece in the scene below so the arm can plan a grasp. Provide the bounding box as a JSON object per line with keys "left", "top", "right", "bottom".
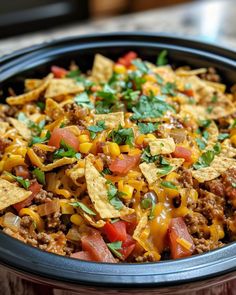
{"left": 181, "top": 89, "right": 194, "bottom": 97}
{"left": 14, "top": 165, "right": 30, "bottom": 179}
{"left": 172, "top": 146, "right": 192, "bottom": 162}
{"left": 13, "top": 181, "right": 42, "bottom": 212}
{"left": 117, "top": 51, "right": 138, "bottom": 67}
{"left": 120, "top": 234, "right": 136, "bottom": 260}
{"left": 48, "top": 128, "right": 80, "bottom": 151}
{"left": 70, "top": 251, "right": 93, "bottom": 261}
{"left": 81, "top": 229, "right": 116, "bottom": 263}
{"left": 51, "top": 66, "right": 68, "bottom": 78}
{"left": 108, "top": 154, "right": 140, "bottom": 175}
{"left": 168, "top": 217, "right": 195, "bottom": 259}
{"left": 104, "top": 221, "right": 127, "bottom": 242}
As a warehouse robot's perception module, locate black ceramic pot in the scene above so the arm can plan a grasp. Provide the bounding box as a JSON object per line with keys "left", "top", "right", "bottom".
{"left": 0, "top": 33, "right": 236, "bottom": 295}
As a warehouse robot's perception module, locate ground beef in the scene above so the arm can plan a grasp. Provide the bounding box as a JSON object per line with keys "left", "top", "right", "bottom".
{"left": 222, "top": 168, "right": 236, "bottom": 206}
{"left": 34, "top": 189, "right": 53, "bottom": 204}
{"left": 20, "top": 216, "right": 33, "bottom": 228}
{"left": 184, "top": 212, "right": 208, "bottom": 238}
{"left": 205, "top": 179, "right": 225, "bottom": 197}
{"left": 32, "top": 146, "right": 47, "bottom": 162}
{"left": 0, "top": 138, "right": 11, "bottom": 154}
{"left": 46, "top": 211, "right": 62, "bottom": 230}
{"left": 196, "top": 190, "right": 225, "bottom": 221}
{"left": 199, "top": 67, "right": 221, "bottom": 83}
{"left": 63, "top": 103, "right": 88, "bottom": 125}
{"left": 135, "top": 253, "right": 156, "bottom": 263}
{"left": 178, "top": 168, "right": 193, "bottom": 188}
{"left": 193, "top": 237, "right": 224, "bottom": 254}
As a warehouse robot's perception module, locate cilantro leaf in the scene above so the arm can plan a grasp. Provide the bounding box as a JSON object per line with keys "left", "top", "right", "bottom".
{"left": 140, "top": 198, "right": 156, "bottom": 220}
{"left": 195, "top": 138, "right": 206, "bottom": 150}
{"left": 36, "top": 101, "right": 45, "bottom": 111}
{"left": 32, "top": 168, "right": 45, "bottom": 185}
{"left": 7, "top": 172, "right": 30, "bottom": 190}
{"left": 70, "top": 201, "right": 96, "bottom": 215}
{"left": 29, "top": 130, "right": 51, "bottom": 146}
{"left": 131, "top": 59, "right": 149, "bottom": 74}
{"left": 107, "top": 181, "right": 124, "bottom": 210}
{"left": 141, "top": 146, "right": 159, "bottom": 163}
{"left": 88, "top": 121, "right": 106, "bottom": 139}
{"left": 211, "top": 94, "right": 218, "bottom": 103}
{"left": 107, "top": 241, "right": 122, "bottom": 258}
{"left": 97, "top": 84, "right": 116, "bottom": 100}
{"left": 218, "top": 133, "right": 229, "bottom": 141}
{"left": 213, "top": 142, "right": 221, "bottom": 155}
{"left": 53, "top": 140, "right": 81, "bottom": 159}
{"left": 161, "top": 82, "right": 176, "bottom": 96}
{"left": 108, "top": 126, "right": 134, "bottom": 146}
{"left": 74, "top": 92, "right": 94, "bottom": 109}
{"left": 138, "top": 122, "right": 158, "bottom": 134}
{"left": 156, "top": 50, "right": 168, "bottom": 66}
{"left": 18, "top": 112, "right": 45, "bottom": 136}
{"left": 193, "top": 150, "right": 215, "bottom": 170}
{"left": 198, "top": 119, "right": 212, "bottom": 128}
{"left": 160, "top": 181, "right": 177, "bottom": 190}
{"left": 202, "top": 130, "right": 209, "bottom": 141}
{"left": 66, "top": 69, "right": 80, "bottom": 78}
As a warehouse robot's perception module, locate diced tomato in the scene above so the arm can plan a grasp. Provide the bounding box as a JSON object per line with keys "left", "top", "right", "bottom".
{"left": 14, "top": 165, "right": 30, "bottom": 179}
{"left": 70, "top": 251, "right": 93, "bottom": 261}
{"left": 104, "top": 221, "right": 127, "bottom": 242}
{"left": 181, "top": 89, "right": 194, "bottom": 97}
{"left": 13, "top": 181, "right": 42, "bottom": 212}
{"left": 51, "top": 66, "right": 68, "bottom": 78}
{"left": 119, "top": 234, "right": 136, "bottom": 260}
{"left": 81, "top": 229, "right": 116, "bottom": 263}
{"left": 117, "top": 51, "right": 138, "bottom": 67}
{"left": 172, "top": 146, "right": 192, "bottom": 162}
{"left": 48, "top": 128, "right": 80, "bottom": 151}
{"left": 168, "top": 217, "right": 195, "bottom": 259}
{"left": 108, "top": 154, "right": 140, "bottom": 175}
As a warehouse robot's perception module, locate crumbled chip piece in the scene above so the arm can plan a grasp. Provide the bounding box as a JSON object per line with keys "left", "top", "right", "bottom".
{"left": 93, "top": 112, "right": 125, "bottom": 129}
{"left": 0, "top": 179, "right": 31, "bottom": 210}
{"left": 8, "top": 118, "right": 31, "bottom": 141}
{"left": 149, "top": 138, "right": 176, "bottom": 156}
{"left": 0, "top": 122, "right": 9, "bottom": 135}
{"left": 45, "top": 98, "right": 64, "bottom": 120}
{"left": 6, "top": 74, "right": 53, "bottom": 105}
{"left": 25, "top": 79, "right": 42, "bottom": 91}
{"left": 91, "top": 54, "right": 114, "bottom": 83}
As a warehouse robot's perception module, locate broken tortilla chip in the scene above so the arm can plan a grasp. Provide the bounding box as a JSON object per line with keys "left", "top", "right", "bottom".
{"left": 204, "top": 121, "right": 219, "bottom": 150}
{"left": 0, "top": 178, "right": 31, "bottom": 210}
{"left": 82, "top": 212, "right": 105, "bottom": 228}
{"left": 25, "top": 79, "right": 42, "bottom": 91}
{"left": 148, "top": 138, "right": 176, "bottom": 156}
{"left": 91, "top": 54, "right": 114, "bottom": 83}
{"left": 66, "top": 161, "right": 85, "bottom": 185}
{"left": 0, "top": 122, "right": 9, "bottom": 136}
{"left": 45, "top": 98, "right": 64, "bottom": 120}
{"left": 8, "top": 118, "right": 31, "bottom": 141}
{"left": 6, "top": 74, "right": 52, "bottom": 105}
{"left": 93, "top": 112, "right": 125, "bottom": 129}
{"left": 45, "top": 79, "right": 84, "bottom": 100}
{"left": 85, "top": 156, "right": 134, "bottom": 219}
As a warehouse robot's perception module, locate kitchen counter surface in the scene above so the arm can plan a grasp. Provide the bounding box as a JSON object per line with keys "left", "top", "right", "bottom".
{"left": 0, "top": 0, "right": 236, "bottom": 58}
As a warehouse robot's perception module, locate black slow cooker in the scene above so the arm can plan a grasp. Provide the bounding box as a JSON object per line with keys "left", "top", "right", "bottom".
{"left": 0, "top": 33, "right": 236, "bottom": 295}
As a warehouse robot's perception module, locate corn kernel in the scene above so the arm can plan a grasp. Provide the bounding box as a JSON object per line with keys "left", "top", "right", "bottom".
{"left": 146, "top": 134, "right": 157, "bottom": 140}
{"left": 114, "top": 64, "right": 126, "bottom": 74}
{"left": 165, "top": 172, "right": 179, "bottom": 182}
{"left": 143, "top": 74, "right": 157, "bottom": 83}
{"left": 231, "top": 134, "right": 236, "bottom": 146}
{"left": 121, "top": 184, "right": 134, "bottom": 200}
{"left": 79, "top": 142, "right": 93, "bottom": 154}
{"left": 136, "top": 134, "right": 145, "bottom": 145}
{"left": 108, "top": 142, "right": 120, "bottom": 157}
{"left": 70, "top": 214, "right": 83, "bottom": 226}
{"left": 118, "top": 180, "right": 124, "bottom": 191}
{"left": 128, "top": 148, "right": 141, "bottom": 156}
{"left": 78, "top": 134, "right": 90, "bottom": 143}
{"left": 60, "top": 201, "right": 74, "bottom": 215}
{"left": 102, "top": 144, "right": 110, "bottom": 155}
{"left": 120, "top": 145, "right": 130, "bottom": 153}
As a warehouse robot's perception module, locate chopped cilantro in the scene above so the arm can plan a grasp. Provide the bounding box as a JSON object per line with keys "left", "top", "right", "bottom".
{"left": 193, "top": 150, "right": 215, "bottom": 170}
{"left": 138, "top": 122, "right": 158, "bottom": 134}
{"left": 218, "top": 133, "right": 229, "bottom": 141}
{"left": 131, "top": 59, "right": 149, "bottom": 74}
{"left": 108, "top": 126, "right": 134, "bottom": 146}
{"left": 156, "top": 50, "right": 168, "bottom": 66}
{"left": 107, "top": 181, "right": 124, "bottom": 210}
{"left": 7, "top": 172, "right": 30, "bottom": 190}
{"left": 53, "top": 140, "right": 81, "bottom": 159}
{"left": 29, "top": 130, "right": 51, "bottom": 146}
{"left": 66, "top": 69, "right": 80, "bottom": 78}
{"left": 160, "top": 181, "right": 177, "bottom": 190}
{"left": 70, "top": 201, "right": 96, "bottom": 215}
{"left": 97, "top": 84, "right": 116, "bottom": 100}
{"left": 195, "top": 138, "right": 206, "bottom": 150}
{"left": 18, "top": 112, "right": 45, "bottom": 136}
{"left": 202, "top": 130, "right": 209, "bottom": 141}
{"left": 230, "top": 119, "right": 236, "bottom": 129}
{"left": 128, "top": 71, "right": 146, "bottom": 90}
{"left": 36, "top": 101, "right": 45, "bottom": 111}
{"left": 101, "top": 167, "right": 112, "bottom": 175}
{"left": 211, "top": 94, "right": 218, "bottom": 103}
{"left": 140, "top": 198, "right": 156, "bottom": 220}
{"left": 32, "top": 168, "right": 45, "bottom": 185}
{"left": 207, "top": 106, "right": 213, "bottom": 113}
{"left": 155, "top": 73, "right": 164, "bottom": 85}
{"left": 213, "top": 142, "right": 221, "bottom": 155}
{"left": 161, "top": 82, "right": 176, "bottom": 96}
{"left": 141, "top": 146, "right": 159, "bottom": 163}
{"left": 74, "top": 92, "right": 94, "bottom": 109}
{"left": 88, "top": 120, "right": 106, "bottom": 139}
{"left": 198, "top": 119, "right": 212, "bottom": 128}
{"left": 107, "top": 241, "right": 122, "bottom": 258}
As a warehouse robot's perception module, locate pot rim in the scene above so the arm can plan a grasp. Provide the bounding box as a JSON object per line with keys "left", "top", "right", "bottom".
{"left": 0, "top": 32, "right": 236, "bottom": 287}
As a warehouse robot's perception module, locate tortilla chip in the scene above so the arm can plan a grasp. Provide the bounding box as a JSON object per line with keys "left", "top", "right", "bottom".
{"left": 149, "top": 138, "right": 175, "bottom": 156}
{"left": 6, "top": 74, "right": 52, "bottom": 105}
{"left": 45, "top": 79, "right": 84, "bottom": 100}
{"left": 204, "top": 121, "right": 219, "bottom": 150}
{"left": 180, "top": 104, "right": 208, "bottom": 121}
{"left": 66, "top": 161, "right": 85, "bottom": 185}
{"left": 221, "top": 139, "right": 236, "bottom": 158}
{"left": 153, "top": 65, "right": 175, "bottom": 83}
{"left": 176, "top": 68, "right": 207, "bottom": 76}
{"left": 139, "top": 158, "right": 184, "bottom": 185}
{"left": 25, "top": 79, "right": 42, "bottom": 91}
{"left": 45, "top": 98, "right": 64, "bottom": 120}
{"left": 85, "top": 156, "right": 134, "bottom": 219}
{"left": 205, "top": 81, "right": 226, "bottom": 93}
{"left": 93, "top": 112, "right": 125, "bottom": 129}
{"left": 0, "top": 122, "right": 9, "bottom": 136}
{"left": 192, "top": 156, "right": 236, "bottom": 182}
{"left": 82, "top": 212, "right": 105, "bottom": 228}
{"left": 91, "top": 54, "right": 114, "bottom": 83}
{"left": 0, "top": 179, "right": 31, "bottom": 210}
{"left": 8, "top": 118, "right": 31, "bottom": 141}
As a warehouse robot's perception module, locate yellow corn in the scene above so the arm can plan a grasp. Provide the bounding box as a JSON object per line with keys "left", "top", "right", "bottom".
{"left": 78, "top": 134, "right": 90, "bottom": 143}
{"left": 79, "top": 142, "right": 93, "bottom": 154}
{"left": 108, "top": 142, "right": 120, "bottom": 157}
{"left": 118, "top": 180, "right": 124, "bottom": 191}
{"left": 102, "top": 144, "right": 110, "bottom": 155}
{"left": 165, "top": 172, "right": 179, "bottom": 182}
{"left": 60, "top": 200, "right": 74, "bottom": 214}
{"left": 231, "top": 134, "right": 236, "bottom": 146}
{"left": 143, "top": 74, "right": 157, "bottom": 83}
{"left": 70, "top": 214, "right": 83, "bottom": 226}
{"left": 114, "top": 64, "right": 126, "bottom": 74}
{"left": 119, "top": 145, "right": 130, "bottom": 153}
{"left": 128, "top": 148, "right": 141, "bottom": 156}
{"left": 136, "top": 134, "right": 145, "bottom": 145}
{"left": 146, "top": 134, "right": 156, "bottom": 140}
{"left": 121, "top": 184, "right": 134, "bottom": 200}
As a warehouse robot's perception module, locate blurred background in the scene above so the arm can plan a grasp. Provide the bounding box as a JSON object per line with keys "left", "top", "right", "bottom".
{"left": 0, "top": 0, "right": 235, "bottom": 56}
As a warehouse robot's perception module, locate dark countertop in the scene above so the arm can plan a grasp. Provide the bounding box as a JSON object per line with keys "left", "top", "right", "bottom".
{"left": 0, "top": 0, "right": 236, "bottom": 57}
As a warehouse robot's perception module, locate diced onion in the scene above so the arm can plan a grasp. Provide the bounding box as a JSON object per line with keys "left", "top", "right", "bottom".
{"left": 37, "top": 199, "right": 60, "bottom": 216}
{"left": 66, "top": 226, "right": 81, "bottom": 241}
{"left": 3, "top": 212, "right": 21, "bottom": 232}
